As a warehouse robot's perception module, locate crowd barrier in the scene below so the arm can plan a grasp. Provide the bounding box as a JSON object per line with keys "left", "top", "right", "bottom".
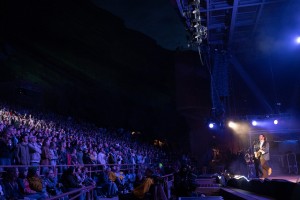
{"left": 47, "top": 185, "right": 95, "bottom": 200}
{"left": 0, "top": 163, "right": 175, "bottom": 200}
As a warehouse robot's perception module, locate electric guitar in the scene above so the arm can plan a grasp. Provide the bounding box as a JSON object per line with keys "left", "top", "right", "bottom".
{"left": 254, "top": 149, "right": 263, "bottom": 159}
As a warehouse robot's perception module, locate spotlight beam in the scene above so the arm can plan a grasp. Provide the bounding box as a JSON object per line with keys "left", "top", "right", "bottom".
{"left": 231, "top": 55, "right": 273, "bottom": 113}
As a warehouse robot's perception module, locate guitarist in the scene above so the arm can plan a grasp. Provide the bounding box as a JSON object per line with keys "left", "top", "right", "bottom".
{"left": 253, "top": 134, "right": 272, "bottom": 178}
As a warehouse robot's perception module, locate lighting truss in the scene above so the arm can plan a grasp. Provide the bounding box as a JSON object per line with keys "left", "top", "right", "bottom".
{"left": 176, "top": 0, "right": 207, "bottom": 47}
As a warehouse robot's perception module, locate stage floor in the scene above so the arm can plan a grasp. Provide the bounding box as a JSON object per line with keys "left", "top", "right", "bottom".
{"left": 97, "top": 174, "right": 300, "bottom": 200}
{"left": 262, "top": 174, "right": 300, "bottom": 183}
{"left": 245, "top": 172, "right": 300, "bottom": 183}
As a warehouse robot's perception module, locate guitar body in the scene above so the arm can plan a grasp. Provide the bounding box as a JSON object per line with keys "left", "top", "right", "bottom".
{"left": 254, "top": 150, "right": 262, "bottom": 159}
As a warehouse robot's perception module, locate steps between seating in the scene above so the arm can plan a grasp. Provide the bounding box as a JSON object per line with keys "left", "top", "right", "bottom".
{"left": 220, "top": 187, "right": 275, "bottom": 200}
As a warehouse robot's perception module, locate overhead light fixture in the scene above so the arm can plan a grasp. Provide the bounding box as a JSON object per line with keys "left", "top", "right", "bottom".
{"left": 192, "top": 15, "right": 201, "bottom": 22}
{"left": 192, "top": 8, "right": 200, "bottom": 14}
{"left": 228, "top": 121, "right": 235, "bottom": 128}
{"left": 176, "top": 0, "right": 207, "bottom": 47}
{"left": 194, "top": 33, "right": 201, "bottom": 39}
{"left": 296, "top": 36, "right": 300, "bottom": 44}
{"left": 190, "top": 21, "right": 200, "bottom": 28}
{"left": 188, "top": 0, "right": 200, "bottom": 6}
{"left": 252, "top": 120, "right": 257, "bottom": 126}
{"left": 193, "top": 23, "right": 200, "bottom": 28}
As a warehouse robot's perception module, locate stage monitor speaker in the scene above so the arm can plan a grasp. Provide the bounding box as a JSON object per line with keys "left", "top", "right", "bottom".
{"left": 269, "top": 179, "right": 297, "bottom": 200}
{"left": 248, "top": 179, "right": 265, "bottom": 195}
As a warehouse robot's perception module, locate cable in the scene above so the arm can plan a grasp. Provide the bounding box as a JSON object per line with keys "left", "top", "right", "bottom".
{"left": 197, "top": 45, "right": 204, "bottom": 66}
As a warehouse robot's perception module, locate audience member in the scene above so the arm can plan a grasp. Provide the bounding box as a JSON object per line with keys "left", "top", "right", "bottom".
{"left": 15, "top": 134, "right": 30, "bottom": 166}
{"left": 60, "top": 166, "right": 85, "bottom": 200}
{"left": 2, "top": 167, "right": 23, "bottom": 200}
{"left": 28, "top": 135, "right": 42, "bottom": 166}
{"left": 27, "top": 167, "right": 48, "bottom": 198}
{"left": 0, "top": 128, "right": 14, "bottom": 168}
{"left": 96, "top": 167, "right": 118, "bottom": 198}
{"left": 49, "top": 142, "right": 58, "bottom": 166}
{"left": 0, "top": 103, "right": 178, "bottom": 199}
{"left": 43, "top": 169, "right": 63, "bottom": 198}
{"left": 132, "top": 168, "right": 155, "bottom": 199}
{"left": 17, "top": 167, "right": 46, "bottom": 200}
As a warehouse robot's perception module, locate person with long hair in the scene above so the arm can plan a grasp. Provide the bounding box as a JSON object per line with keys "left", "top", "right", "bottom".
{"left": 253, "top": 134, "right": 272, "bottom": 178}
{"left": 27, "top": 167, "right": 48, "bottom": 198}
{"left": 41, "top": 138, "right": 51, "bottom": 175}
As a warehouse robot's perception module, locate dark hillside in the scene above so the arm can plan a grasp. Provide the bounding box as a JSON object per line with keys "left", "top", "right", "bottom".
{"left": 0, "top": 0, "right": 191, "bottom": 139}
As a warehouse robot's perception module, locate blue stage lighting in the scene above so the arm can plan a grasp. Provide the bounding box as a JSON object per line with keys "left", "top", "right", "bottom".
{"left": 209, "top": 123, "right": 214, "bottom": 128}
{"left": 274, "top": 119, "right": 278, "bottom": 125}
{"left": 252, "top": 120, "right": 257, "bottom": 126}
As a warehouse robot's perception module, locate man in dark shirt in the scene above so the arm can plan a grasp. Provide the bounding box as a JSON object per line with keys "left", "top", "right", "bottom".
{"left": 0, "top": 127, "right": 14, "bottom": 167}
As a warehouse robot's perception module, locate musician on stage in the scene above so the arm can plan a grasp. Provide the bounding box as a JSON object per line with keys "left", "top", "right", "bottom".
{"left": 253, "top": 134, "right": 272, "bottom": 178}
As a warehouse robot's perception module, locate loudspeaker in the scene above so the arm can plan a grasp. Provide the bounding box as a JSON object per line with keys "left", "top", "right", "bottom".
{"left": 268, "top": 179, "right": 297, "bottom": 200}
{"left": 248, "top": 178, "right": 270, "bottom": 196}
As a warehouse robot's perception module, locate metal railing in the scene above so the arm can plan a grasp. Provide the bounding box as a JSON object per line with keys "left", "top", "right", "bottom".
{"left": 0, "top": 163, "right": 175, "bottom": 199}
{"left": 47, "top": 185, "right": 95, "bottom": 200}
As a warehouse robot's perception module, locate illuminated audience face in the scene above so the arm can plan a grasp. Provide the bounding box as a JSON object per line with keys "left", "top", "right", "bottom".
{"left": 23, "top": 136, "right": 29, "bottom": 143}
{"left": 23, "top": 169, "right": 28, "bottom": 177}
{"left": 48, "top": 170, "right": 55, "bottom": 179}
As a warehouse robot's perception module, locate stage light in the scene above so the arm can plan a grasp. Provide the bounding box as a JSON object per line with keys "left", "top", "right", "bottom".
{"left": 228, "top": 121, "right": 236, "bottom": 128}
{"left": 208, "top": 123, "right": 214, "bottom": 129}
{"left": 274, "top": 119, "right": 278, "bottom": 125}
{"left": 252, "top": 120, "right": 257, "bottom": 126}
{"left": 296, "top": 36, "right": 300, "bottom": 44}
{"left": 194, "top": 33, "right": 201, "bottom": 38}
{"left": 233, "top": 175, "right": 250, "bottom": 181}
{"left": 192, "top": 8, "right": 200, "bottom": 14}
{"left": 176, "top": 0, "right": 207, "bottom": 47}
{"left": 188, "top": 0, "right": 200, "bottom": 6}
{"left": 193, "top": 23, "right": 200, "bottom": 28}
